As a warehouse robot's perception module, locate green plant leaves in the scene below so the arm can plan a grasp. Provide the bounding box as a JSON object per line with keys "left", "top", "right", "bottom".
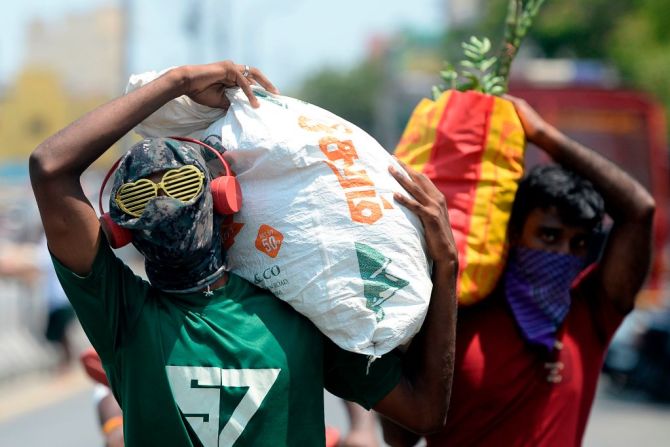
{"left": 435, "top": 36, "right": 504, "bottom": 96}
{"left": 433, "top": 0, "right": 546, "bottom": 97}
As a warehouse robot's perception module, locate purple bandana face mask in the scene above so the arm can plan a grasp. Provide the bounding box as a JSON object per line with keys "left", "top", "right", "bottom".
{"left": 504, "top": 247, "right": 585, "bottom": 351}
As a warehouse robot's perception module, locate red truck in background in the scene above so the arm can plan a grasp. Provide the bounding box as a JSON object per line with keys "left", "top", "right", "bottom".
{"left": 509, "top": 85, "right": 669, "bottom": 306}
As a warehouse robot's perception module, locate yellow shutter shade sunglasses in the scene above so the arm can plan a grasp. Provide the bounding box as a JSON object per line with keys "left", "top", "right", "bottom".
{"left": 115, "top": 164, "right": 205, "bottom": 217}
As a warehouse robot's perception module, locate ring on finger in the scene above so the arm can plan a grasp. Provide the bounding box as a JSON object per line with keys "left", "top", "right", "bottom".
{"left": 242, "top": 64, "right": 250, "bottom": 78}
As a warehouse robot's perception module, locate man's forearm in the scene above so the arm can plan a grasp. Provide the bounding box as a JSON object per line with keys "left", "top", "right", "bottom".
{"left": 30, "top": 68, "right": 187, "bottom": 180}
{"left": 535, "top": 125, "right": 654, "bottom": 221}
{"left": 362, "top": 133, "right": 459, "bottom": 434}
{"left": 407, "top": 260, "right": 458, "bottom": 427}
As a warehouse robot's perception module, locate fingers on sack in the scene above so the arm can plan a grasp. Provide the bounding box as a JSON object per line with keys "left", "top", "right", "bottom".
{"left": 392, "top": 157, "right": 420, "bottom": 179}
{"left": 393, "top": 192, "right": 423, "bottom": 214}
{"left": 250, "top": 67, "right": 280, "bottom": 94}
{"left": 394, "top": 158, "right": 435, "bottom": 193}
{"left": 236, "top": 73, "right": 259, "bottom": 108}
{"left": 388, "top": 164, "right": 411, "bottom": 188}
{"left": 389, "top": 165, "right": 428, "bottom": 203}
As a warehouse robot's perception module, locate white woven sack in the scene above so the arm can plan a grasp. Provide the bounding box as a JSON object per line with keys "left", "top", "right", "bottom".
{"left": 129, "top": 76, "right": 432, "bottom": 356}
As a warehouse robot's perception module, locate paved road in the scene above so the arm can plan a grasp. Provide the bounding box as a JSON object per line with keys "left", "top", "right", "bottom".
{"left": 1, "top": 373, "right": 669, "bottom": 446}
{"left": 0, "top": 386, "right": 99, "bottom": 447}
{"left": 584, "top": 383, "right": 670, "bottom": 447}
{"left": 325, "top": 383, "right": 670, "bottom": 446}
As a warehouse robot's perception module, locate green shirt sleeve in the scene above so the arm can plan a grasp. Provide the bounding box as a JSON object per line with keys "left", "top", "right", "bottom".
{"left": 51, "top": 239, "right": 150, "bottom": 363}
{"left": 323, "top": 339, "right": 403, "bottom": 410}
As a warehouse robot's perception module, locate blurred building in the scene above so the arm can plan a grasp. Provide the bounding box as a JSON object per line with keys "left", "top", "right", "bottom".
{"left": 0, "top": 70, "right": 111, "bottom": 163}
{"left": 0, "top": 6, "right": 124, "bottom": 164}
{"left": 23, "top": 6, "right": 124, "bottom": 98}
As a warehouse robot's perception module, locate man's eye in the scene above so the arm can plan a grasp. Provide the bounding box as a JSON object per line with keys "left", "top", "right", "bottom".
{"left": 572, "top": 237, "right": 588, "bottom": 249}
{"left": 540, "top": 229, "right": 559, "bottom": 243}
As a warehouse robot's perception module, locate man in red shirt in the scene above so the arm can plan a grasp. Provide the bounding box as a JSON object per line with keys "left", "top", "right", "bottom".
{"left": 377, "top": 96, "right": 655, "bottom": 447}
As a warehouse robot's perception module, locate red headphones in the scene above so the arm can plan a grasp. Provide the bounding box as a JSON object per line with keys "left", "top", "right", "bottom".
{"left": 98, "top": 136, "right": 242, "bottom": 249}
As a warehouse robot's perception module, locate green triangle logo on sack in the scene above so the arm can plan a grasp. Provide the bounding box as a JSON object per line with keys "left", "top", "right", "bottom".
{"left": 355, "top": 242, "right": 409, "bottom": 322}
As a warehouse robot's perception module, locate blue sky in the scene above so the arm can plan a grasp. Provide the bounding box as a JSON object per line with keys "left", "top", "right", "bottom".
{"left": 2, "top": 0, "right": 445, "bottom": 91}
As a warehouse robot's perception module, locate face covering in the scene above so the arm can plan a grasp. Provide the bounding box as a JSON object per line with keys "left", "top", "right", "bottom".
{"left": 109, "top": 138, "right": 225, "bottom": 293}
{"left": 504, "top": 247, "right": 585, "bottom": 351}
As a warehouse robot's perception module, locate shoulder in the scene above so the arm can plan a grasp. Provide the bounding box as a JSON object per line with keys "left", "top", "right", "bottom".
{"left": 224, "top": 273, "right": 322, "bottom": 338}
{"left": 226, "top": 274, "right": 289, "bottom": 310}
{"left": 458, "top": 292, "right": 512, "bottom": 328}
{"left": 52, "top": 238, "right": 137, "bottom": 285}
{"left": 570, "top": 263, "right": 627, "bottom": 344}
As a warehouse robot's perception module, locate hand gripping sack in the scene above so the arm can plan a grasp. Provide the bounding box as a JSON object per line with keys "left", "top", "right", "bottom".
{"left": 129, "top": 80, "right": 432, "bottom": 356}
{"left": 395, "top": 90, "right": 525, "bottom": 305}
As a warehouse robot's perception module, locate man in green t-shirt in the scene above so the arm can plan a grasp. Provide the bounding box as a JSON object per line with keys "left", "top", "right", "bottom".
{"left": 29, "top": 60, "right": 458, "bottom": 446}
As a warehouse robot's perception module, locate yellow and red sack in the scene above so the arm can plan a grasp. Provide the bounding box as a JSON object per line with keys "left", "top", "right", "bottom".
{"left": 395, "top": 90, "right": 525, "bottom": 305}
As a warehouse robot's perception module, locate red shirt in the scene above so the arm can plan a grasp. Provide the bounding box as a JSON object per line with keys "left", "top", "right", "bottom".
{"left": 427, "top": 266, "right": 626, "bottom": 447}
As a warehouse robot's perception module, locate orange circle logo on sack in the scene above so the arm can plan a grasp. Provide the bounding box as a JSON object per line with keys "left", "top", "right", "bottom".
{"left": 255, "top": 224, "right": 284, "bottom": 258}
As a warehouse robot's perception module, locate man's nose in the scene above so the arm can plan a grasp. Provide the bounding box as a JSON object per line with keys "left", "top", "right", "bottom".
{"left": 556, "top": 239, "right": 571, "bottom": 255}
{"left": 156, "top": 185, "right": 168, "bottom": 197}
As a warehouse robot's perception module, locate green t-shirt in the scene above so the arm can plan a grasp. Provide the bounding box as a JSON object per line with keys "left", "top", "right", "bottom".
{"left": 52, "top": 241, "right": 402, "bottom": 447}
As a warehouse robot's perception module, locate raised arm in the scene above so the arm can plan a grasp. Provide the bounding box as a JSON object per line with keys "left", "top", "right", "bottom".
{"left": 372, "top": 161, "right": 458, "bottom": 434}
{"left": 30, "top": 61, "right": 277, "bottom": 275}
{"left": 508, "top": 96, "right": 656, "bottom": 314}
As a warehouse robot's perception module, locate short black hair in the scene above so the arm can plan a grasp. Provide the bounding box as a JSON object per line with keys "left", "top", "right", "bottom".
{"left": 509, "top": 164, "right": 605, "bottom": 235}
